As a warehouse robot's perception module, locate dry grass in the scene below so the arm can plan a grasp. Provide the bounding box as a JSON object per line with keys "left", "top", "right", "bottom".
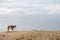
{"left": 0, "top": 30, "right": 60, "bottom": 40}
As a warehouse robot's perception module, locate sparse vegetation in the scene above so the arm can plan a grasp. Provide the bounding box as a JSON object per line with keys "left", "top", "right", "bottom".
{"left": 0, "top": 30, "right": 60, "bottom": 40}
{"left": 3, "top": 35, "right": 5, "bottom": 37}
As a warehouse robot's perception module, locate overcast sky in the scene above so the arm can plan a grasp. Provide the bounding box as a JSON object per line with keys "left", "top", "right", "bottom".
{"left": 0, "top": 0, "right": 60, "bottom": 32}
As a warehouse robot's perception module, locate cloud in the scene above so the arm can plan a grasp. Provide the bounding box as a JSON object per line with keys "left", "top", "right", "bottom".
{"left": 0, "top": 0, "right": 57, "bottom": 8}
{"left": 15, "top": 5, "right": 60, "bottom": 15}
{"left": 0, "top": 4, "right": 59, "bottom": 16}
{"left": 43, "top": 5, "right": 60, "bottom": 14}
{"left": 0, "top": 7, "right": 16, "bottom": 15}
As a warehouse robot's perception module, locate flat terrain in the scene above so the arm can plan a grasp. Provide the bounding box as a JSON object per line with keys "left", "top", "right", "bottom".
{"left": 0, "top": 30, "right": 60, "bottom": 40}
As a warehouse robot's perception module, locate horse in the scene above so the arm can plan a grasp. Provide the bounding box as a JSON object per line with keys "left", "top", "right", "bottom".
{"left": 7, "top": 25, "right": 16, "bottom": 31}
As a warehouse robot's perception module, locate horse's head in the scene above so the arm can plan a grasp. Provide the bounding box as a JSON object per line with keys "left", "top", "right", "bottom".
{"left": 8, "top": 24, "right": 16, "bottom": 28}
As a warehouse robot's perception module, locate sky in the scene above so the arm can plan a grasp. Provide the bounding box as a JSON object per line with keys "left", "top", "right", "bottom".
{"left": 0, "top": 0, "right": 60, "bottom": 32}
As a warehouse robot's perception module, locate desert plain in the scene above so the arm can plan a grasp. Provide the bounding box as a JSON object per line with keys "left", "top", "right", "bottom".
{"left": 0, "top": 30, "right": 60, "bottom": 40}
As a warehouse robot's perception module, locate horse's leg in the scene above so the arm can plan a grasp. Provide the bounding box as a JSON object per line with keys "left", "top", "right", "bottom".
{"left": 7, "top": 27, "right": 9, "bottom": 32}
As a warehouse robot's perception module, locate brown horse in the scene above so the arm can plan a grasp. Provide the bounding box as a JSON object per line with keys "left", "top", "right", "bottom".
{"left": 8, "top": 25, "right": 16, "bottom": 31}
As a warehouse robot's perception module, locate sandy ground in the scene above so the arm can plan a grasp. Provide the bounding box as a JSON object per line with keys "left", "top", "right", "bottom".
{"left": 0, "top": 30, "right": 60, "bottom": 40}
